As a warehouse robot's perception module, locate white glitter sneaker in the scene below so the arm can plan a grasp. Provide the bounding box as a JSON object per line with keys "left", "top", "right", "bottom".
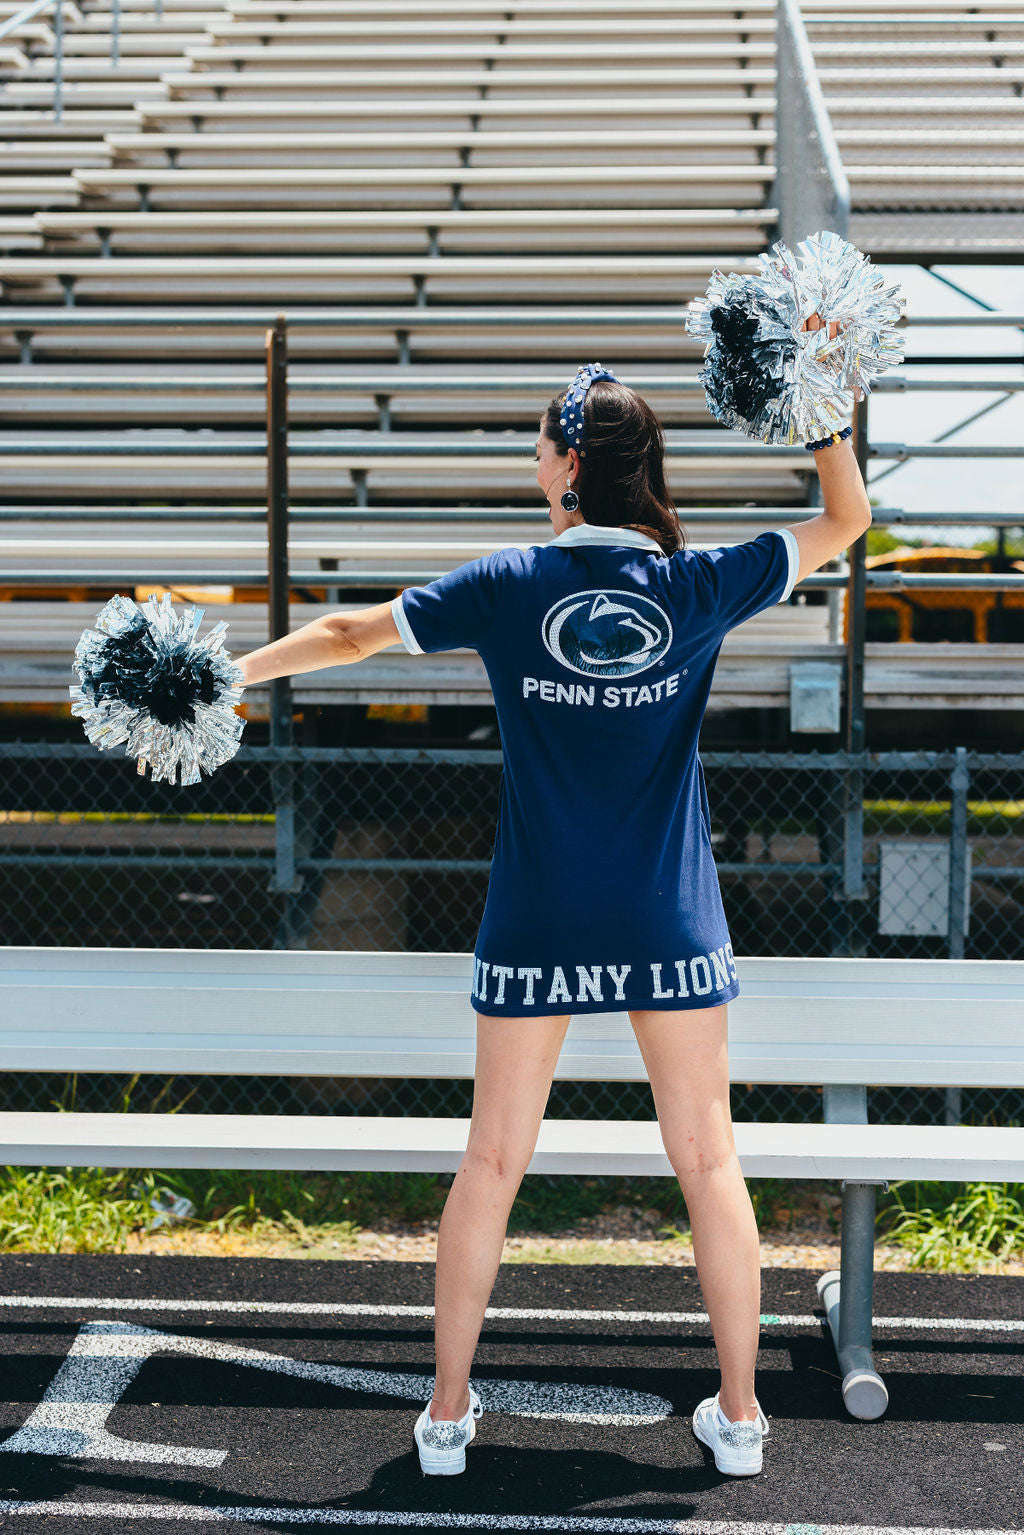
{"left": 692, "top": 1391, "right": 770, "bottom": 1476}
{"left": 413, "top": 1386, "right": 484, "bottom": 1476}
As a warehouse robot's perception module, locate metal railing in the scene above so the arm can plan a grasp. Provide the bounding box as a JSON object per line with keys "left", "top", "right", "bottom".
{"left": 3, "top": 312, "right": 1024, "bottom": 747}
{"left": 192, "top": 319, "right": 1024, "bottom": 749}
{"left": 776, "top": 0, "right": 851, "bottom": 248}
{"left": 0, "top": 0, "right": 165, "bottom": 122}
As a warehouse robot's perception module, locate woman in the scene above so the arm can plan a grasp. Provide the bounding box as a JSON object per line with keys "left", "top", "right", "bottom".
{"left": 234, "top": 336, "right": 869, "bottom": 1481}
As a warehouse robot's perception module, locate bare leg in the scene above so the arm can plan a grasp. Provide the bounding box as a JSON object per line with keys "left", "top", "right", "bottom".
{"left": 629, "top": 1003, "right": 761, "bottom": 1423}
{"left": 429, "top": 1010, "right": 572, "bottom": 1421}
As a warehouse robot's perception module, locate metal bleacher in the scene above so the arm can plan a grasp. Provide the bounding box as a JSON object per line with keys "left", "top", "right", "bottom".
{"left": 0, "top": 0, "right": 1022, "bottom": 729}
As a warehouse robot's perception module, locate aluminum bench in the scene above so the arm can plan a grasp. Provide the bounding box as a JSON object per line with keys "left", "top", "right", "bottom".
{"left": 1, "top": 945, "right": 1020, "bottom": 1421}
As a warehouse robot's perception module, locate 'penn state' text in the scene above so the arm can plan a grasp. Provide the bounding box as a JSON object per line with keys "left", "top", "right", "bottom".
{"left": 522, "top": 673, "right": 681, "bottom": 709}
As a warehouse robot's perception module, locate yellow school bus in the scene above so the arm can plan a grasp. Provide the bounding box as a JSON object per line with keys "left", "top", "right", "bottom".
{"left": 849, "top": 546, "right": 1024, "bottom": 644}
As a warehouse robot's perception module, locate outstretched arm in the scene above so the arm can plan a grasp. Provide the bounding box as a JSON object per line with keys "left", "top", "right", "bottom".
{"left": 234, "top": 599, "right": 403, "bottom": 687}
{"left": 786, "top": 434, "right": 872, "bottom": 583}
{"left": 784, "top": 311, "right": 873, "bottom": 583}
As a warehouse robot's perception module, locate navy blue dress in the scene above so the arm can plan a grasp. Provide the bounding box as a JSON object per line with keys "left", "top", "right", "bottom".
{"left": 391, "top": 521, "right": 799, "bottom": 1017}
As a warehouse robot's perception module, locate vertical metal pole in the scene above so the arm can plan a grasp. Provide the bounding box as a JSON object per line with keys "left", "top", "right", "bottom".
{"left": 775, "top": 0, "right": 793, "bottom": 249}
{"left": 838, "top": 396, "right": 870, "bottom": 952}
{"left": 775, "top": 0, "right": 850, "bottom": 249}
{"left": 819, "top": 1085, "right": 889, "bottom": 1420}
{"left": 111, "top": 0, "right": 120, "bottom": 68}
{"left": 54, "top": 1, "right": 63, "bottom": 123}
{"left": 839, "top": 750, "right": 865, "bottom": 951}
{"left": 947, "top": 745, "right": 969, "bottom": 960}
{"left": 267, "top": 316, "right": 290, "bottom": 722}
{"left": 944, "top": 739, "right": 966, "bottom": 1128}
{"left": 266, "top": 316, "right": 302, "bottom": 899}
{"left": 846, "top": 394, "right": 869, "bottom": 757}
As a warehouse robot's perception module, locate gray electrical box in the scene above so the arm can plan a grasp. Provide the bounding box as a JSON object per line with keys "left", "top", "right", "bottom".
{"left": 789, "top": 662, "right": 842, "bottom": 733}
{"left": 877, "top": 839, "right": 971, "bottom": 938}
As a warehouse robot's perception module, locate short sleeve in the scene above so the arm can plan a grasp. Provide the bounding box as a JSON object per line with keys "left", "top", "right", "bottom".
{"left": 391, "top": 552, "right": 502, "bottom": 655}
{"left": 691, "top": 528, "right": 799, "bottom": 633}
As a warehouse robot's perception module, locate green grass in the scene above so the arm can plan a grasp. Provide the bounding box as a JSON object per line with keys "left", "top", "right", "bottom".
{"left": 875, "top": 1179, "right": 1024, "bottom": 1272}
{"left": 765, "top": 802, "right": 1024, "bottom": 840}
{"left": 862, "top": 799, "right": 1024, "bottom": 839}
{"left": 0, "top": 1167, "right": 155, "bottom": 1254}
{"left": 0, "top": 812, "right": 276, "bottom": 826}
{"left": 8, "top": 789, "right": 1022, "bottom": 847}
{"left": 0, "top": 1161, "right": 1020, "bottom": 1271}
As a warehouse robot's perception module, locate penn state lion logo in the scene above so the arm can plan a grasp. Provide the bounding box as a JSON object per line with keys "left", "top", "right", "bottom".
{"left": 542, "top": 588, "right": 673, "bottom": 678}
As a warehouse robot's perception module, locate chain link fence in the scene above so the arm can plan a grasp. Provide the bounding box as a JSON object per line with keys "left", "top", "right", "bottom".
{"left": 1, "top": 740, "right": 1021, "bottom": 1133}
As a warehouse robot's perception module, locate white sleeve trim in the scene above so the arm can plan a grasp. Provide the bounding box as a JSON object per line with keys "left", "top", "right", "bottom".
{"left": 776, "top": 528, "right": 800, "bottom": 603}
{"left": 391, "top": 592, "right": 424, "bottom": 654}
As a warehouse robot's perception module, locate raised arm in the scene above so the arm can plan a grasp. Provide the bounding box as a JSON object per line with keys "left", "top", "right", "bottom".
{"left": 235, "top": 599, "right": 402, "bottom": 687}
{"left": 783, "top": 312, "right": 872, "bottom": 583}
{"left": 785, "top": 433, "right": 873, "bottom": 584}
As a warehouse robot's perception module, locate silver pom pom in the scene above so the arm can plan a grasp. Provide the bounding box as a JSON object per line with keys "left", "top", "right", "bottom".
{"left": 685, "top": 228, "right": 906, "bottom": 445}
{"left": 69, "top": 592, "right": 246, "bottom": 787}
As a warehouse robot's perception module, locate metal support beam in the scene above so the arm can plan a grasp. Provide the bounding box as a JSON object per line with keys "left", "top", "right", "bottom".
{"left": 947, "top": 745, "right": 969, "bottom": 960}
{"left": 846, "top": 394, "right": 870, "bottom": 756}
{"left": 266, "top": 315, "right": 303, "bottom": 902}
{"left": 54, "top": 0, "right": 63, "bottom": 122}
{"left": 776, "top": 0, "right": 850, "bottom": 247}
{"left": 819, "top": 1084, "right": 890, "bottom": 1421}
{"left": 834, "top": 397, "right": 871, "bottom": 952}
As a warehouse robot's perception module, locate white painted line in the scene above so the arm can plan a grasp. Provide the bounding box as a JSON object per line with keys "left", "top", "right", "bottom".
{"left": 0, "top": 1509, "right": 1017, "bottom": 1533}
{"left": 0, "top": 1321, "right": 673, "bottom": 1466}
{"left": 0, "top": 1295, "right": 1019, "bottom": 1333}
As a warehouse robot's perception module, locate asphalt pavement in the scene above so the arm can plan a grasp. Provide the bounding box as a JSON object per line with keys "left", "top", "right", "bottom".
{"left": 0, "top": 1252, "right": 1019, "bottom": 1533}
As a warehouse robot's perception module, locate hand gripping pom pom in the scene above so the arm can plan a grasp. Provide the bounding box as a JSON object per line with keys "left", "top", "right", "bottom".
{"left": 685, "top": 229, "right": 906, "bottom": 445}
{"left": 69, "top": 592, "right": 246, "bottom": 786}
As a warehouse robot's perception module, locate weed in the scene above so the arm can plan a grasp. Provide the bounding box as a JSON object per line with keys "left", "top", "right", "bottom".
{"left": 877, "top": 1179, "right": 1024, "bottom": 1272}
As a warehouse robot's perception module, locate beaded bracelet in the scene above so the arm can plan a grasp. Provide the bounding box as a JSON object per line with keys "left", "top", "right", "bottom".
{"left": 804, "top": 424, "right": 853, "bottom": 452}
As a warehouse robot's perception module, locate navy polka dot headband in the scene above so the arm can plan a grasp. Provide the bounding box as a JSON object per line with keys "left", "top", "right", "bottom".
{"left": 559, "top": 362, "right": 618, "bottom": 456}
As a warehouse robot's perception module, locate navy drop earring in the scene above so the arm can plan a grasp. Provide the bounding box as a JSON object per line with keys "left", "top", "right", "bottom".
{"left": 560, "top": 476, "right": 580, "bottom": 514}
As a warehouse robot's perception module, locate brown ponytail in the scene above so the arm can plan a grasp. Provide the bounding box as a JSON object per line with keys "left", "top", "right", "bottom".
{"left": 542, "top": 378, "right": 686, "bottom": 557}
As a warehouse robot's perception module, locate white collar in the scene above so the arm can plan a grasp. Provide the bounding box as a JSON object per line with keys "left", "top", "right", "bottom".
{"left": 544, "top": 522, "right": 664, "bottom": 554}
